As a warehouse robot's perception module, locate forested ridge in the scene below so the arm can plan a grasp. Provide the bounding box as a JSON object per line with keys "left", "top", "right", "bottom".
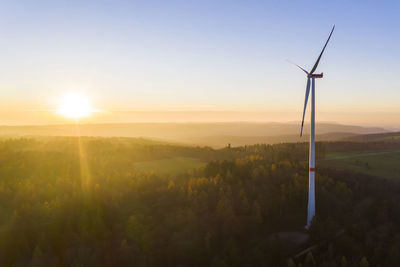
{"left": 0, "top": 137, "right": 399, "bottom": 266}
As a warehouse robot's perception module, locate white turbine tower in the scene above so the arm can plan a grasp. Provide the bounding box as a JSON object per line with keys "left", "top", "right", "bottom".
{"left": 290, "top": 26, "right": 335, "bottom": 229}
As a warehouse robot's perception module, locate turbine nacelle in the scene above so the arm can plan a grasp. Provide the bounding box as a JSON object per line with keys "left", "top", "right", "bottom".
{"left": 309, "top": 73, "right": 323, "bottom": 78}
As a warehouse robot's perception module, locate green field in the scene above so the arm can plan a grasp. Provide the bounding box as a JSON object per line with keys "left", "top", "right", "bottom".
{"left": 133, "top": 156, "right": 206, "bottom": 175}
{"left": 319, "top": 150, "right": 400, "bottom": 179}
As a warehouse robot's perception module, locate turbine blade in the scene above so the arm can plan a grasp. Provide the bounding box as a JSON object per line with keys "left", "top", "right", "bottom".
{"left": 287, "top": 60, "right": 309, "bottom": 75}
{"left": 309, "top": 25, "right": 335, "bottom": 74}
{"left": 300, "top": 78, "right": 311, "bottom": 137}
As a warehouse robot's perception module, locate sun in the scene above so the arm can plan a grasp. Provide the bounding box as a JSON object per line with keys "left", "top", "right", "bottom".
{"left": 57, "top": 92, "right": 94, "bottom": 120}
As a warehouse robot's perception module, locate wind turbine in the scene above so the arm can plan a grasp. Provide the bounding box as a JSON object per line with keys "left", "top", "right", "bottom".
{"left": 290, "top": 26, "right": 335, "bottom": 229}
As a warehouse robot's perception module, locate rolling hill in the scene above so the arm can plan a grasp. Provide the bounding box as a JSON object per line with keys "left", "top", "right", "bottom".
{"left": 342, "top": 131, "right": 400, "bottom": 143}
{"left": 0, "top": 122, "right": 388, "bottom": 147}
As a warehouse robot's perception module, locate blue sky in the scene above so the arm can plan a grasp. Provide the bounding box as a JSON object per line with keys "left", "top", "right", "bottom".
{"left": 0, "top": 0, "right": 399, "bottom": 126}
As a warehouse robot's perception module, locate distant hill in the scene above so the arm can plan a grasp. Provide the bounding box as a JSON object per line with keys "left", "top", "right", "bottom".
{"left": 342, "top": 131, "right": 400, "bottom": 143}
{"left": 0, "top": 122, "right": 388, "bottom": 147}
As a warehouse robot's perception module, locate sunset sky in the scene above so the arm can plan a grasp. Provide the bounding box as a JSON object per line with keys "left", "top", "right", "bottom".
{"left": 0, "top": 0, "right": 399, "bottom": 127}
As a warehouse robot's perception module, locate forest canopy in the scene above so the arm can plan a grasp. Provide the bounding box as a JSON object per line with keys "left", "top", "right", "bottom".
{"left": 0, "top": 137, "right": 399, "bottom": 266}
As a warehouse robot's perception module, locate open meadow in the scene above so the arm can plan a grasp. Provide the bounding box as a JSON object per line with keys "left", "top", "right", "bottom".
{"left": 320, "top": 151, "right": 400, "bottom": 180}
